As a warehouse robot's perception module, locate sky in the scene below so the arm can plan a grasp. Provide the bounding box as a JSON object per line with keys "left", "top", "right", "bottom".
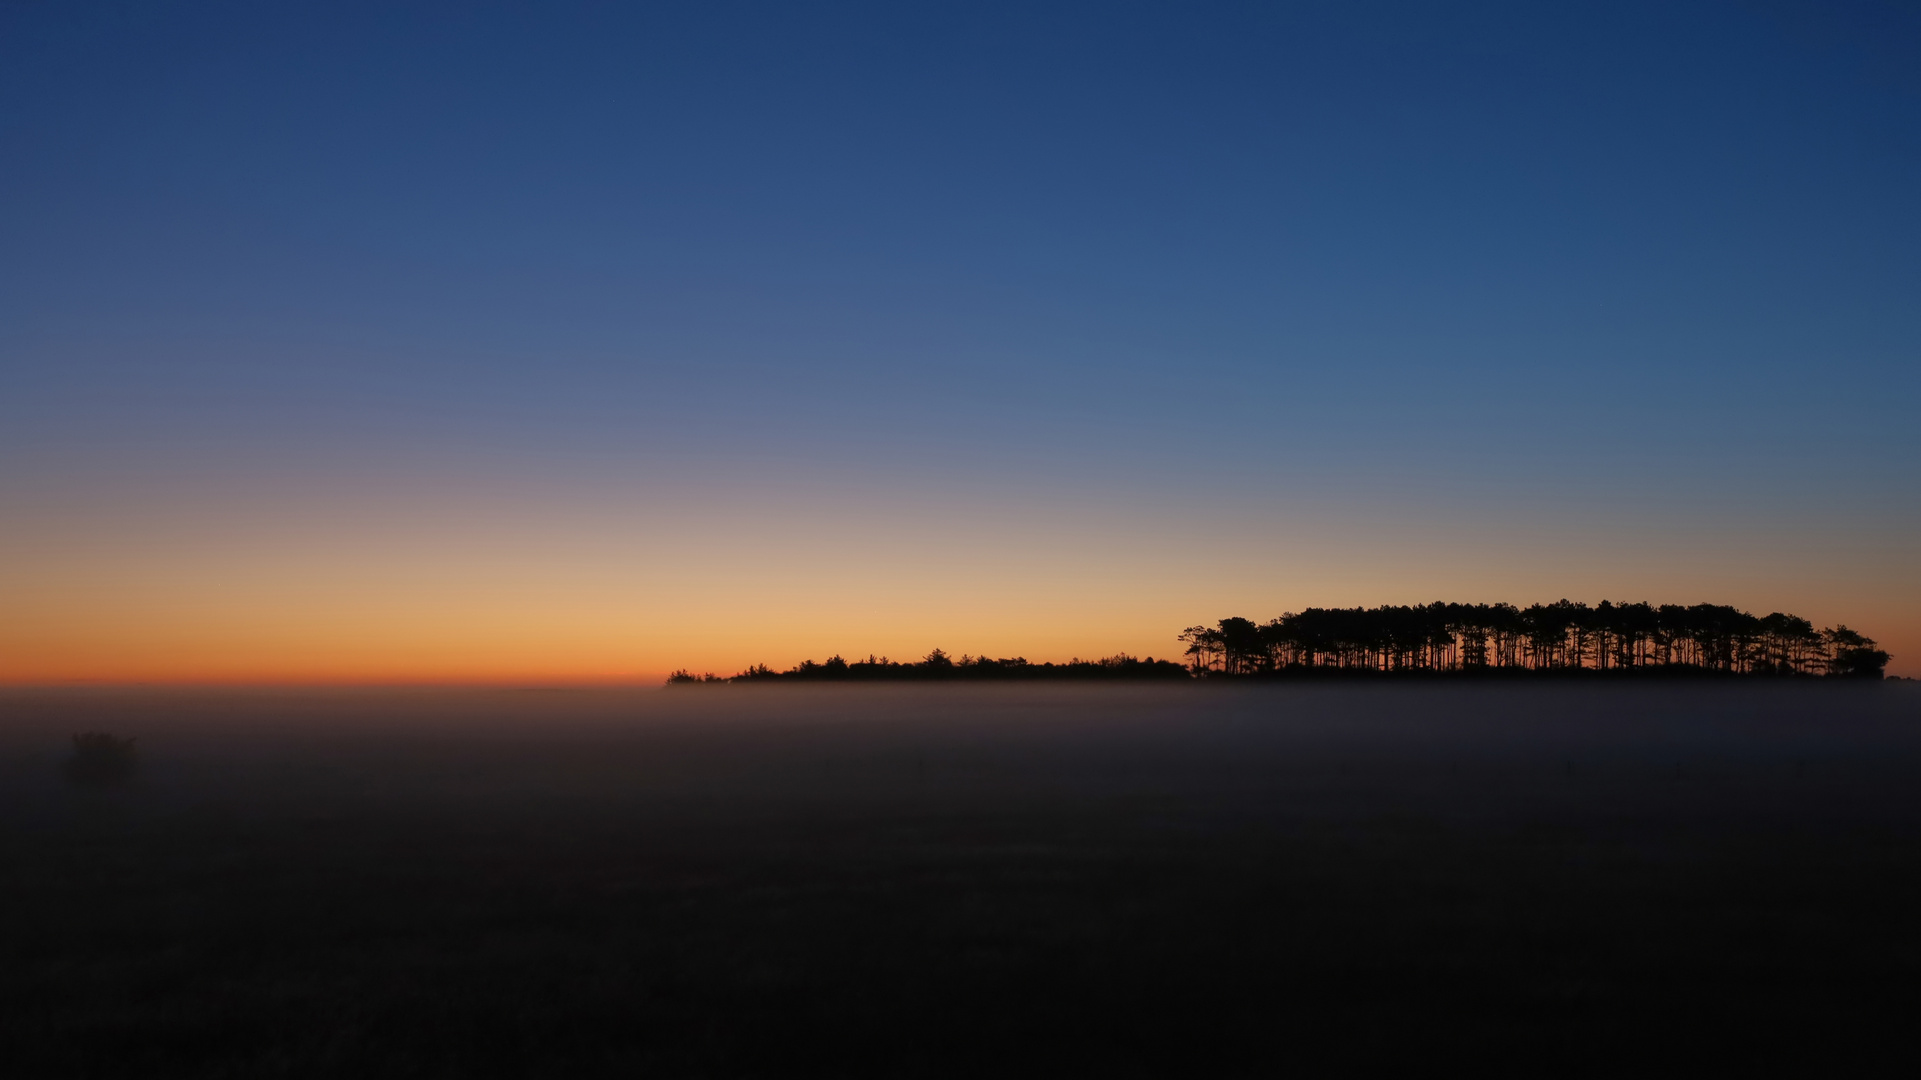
{"left": 2, "top": 0, "right": 1918, "bottom": 682}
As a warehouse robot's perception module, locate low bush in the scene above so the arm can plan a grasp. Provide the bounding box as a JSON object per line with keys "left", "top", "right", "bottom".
{"left": 64, "top": 731, "right": 138, "bottom": 787}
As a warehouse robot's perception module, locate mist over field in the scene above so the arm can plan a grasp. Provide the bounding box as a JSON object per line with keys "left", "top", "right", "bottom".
{"left": 6, "top": 684, "right": 1920, "bottom": 1075}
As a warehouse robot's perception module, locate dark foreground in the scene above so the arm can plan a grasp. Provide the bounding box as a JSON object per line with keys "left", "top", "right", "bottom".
{"left": 4, "top": 684, "right": 1920, "bottom": 1077}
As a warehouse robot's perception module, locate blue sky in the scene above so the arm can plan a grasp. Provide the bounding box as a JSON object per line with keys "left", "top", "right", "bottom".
{"left": 3, "top": 1, "right": 1918, "bottom": 677}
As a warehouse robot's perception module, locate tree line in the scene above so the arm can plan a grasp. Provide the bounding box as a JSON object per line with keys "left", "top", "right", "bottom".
{"left": 1180, "top": 601, "right": 1890, "bottom": 678}
{"left": 666, "top": 601, "right": 1891, "bottom": 685}
{"left": 668, "top": 649, "right": 1189, "bottom": 684}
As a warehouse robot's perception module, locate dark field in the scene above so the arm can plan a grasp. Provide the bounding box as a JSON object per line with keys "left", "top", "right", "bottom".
{"left": 5, "top": 684, "right": 1921, "bottom": 1076}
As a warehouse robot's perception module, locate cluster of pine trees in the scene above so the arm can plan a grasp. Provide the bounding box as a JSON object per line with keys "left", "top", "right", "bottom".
{"left": 1180, "top": 601, "right": 1890, "bottom": 678}
{"left": 669, "top": 649, "right": 1189, "bottom": 684}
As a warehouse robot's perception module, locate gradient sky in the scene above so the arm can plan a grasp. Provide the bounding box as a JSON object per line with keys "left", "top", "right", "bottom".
{"left": 3, "top": 1, "right": 1918, "bottom": 681}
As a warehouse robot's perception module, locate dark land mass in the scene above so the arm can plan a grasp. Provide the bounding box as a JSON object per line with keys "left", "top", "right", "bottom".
{"left": 681, "top": 600, "right": 1890, "bottom": 683}
{"left": 4, "top": 683, "right": 1921, "bottom": 1076}
{"left": 681, "top": 650, "right": 1192, "bottom": 683}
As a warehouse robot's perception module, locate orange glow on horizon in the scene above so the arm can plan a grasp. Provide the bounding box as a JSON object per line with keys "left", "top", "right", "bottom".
{"left": 5, "top": 488, "right": 1915, "bottom": 683}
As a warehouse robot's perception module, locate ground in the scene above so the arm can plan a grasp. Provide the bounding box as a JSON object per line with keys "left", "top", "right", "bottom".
{"left": 4, "top": 683, "right": 1919, "bottom": 1076}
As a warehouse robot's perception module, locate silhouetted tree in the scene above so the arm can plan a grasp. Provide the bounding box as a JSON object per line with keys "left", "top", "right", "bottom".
{"left": 1824, "top": 626, "right": 1892, "bottom": 678}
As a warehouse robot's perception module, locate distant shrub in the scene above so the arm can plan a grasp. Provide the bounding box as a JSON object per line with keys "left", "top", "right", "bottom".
{"left": 64, "top": 732, "right": 138, "bottom": 787}
{"left": 665, "top": 669, "right": 727, "bottom": 685}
